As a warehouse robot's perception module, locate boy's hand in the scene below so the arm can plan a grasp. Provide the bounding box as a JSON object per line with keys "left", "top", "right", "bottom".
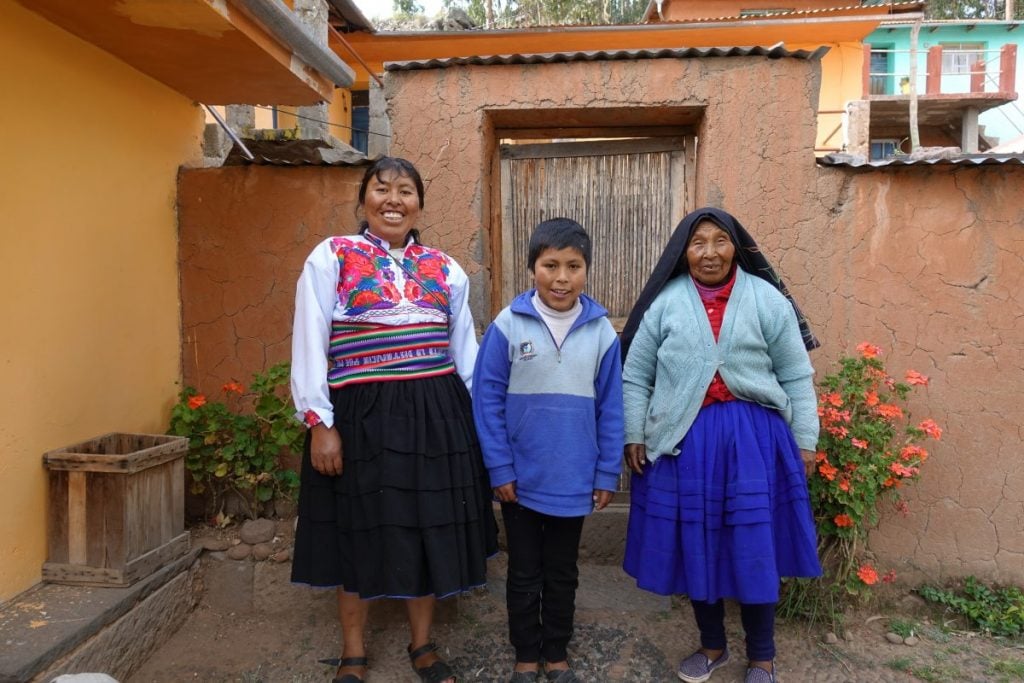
{"left": 625, "top": 443, "right": 647, "bottom": 474}
{"left": 592, "top": 490, "right": 614, "bottom": 511}
{"left": 493, "top": 482, "right": 518, "bottom": 503}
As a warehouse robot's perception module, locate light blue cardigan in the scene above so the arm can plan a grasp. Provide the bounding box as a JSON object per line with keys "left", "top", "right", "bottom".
{"left": 623, "top": 268, "right": 819, "bottom": 462}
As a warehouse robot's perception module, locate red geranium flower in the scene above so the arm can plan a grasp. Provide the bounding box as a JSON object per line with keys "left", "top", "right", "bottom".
{"left": 834, "top": 513, "right": 854, "bottom": 528}
{"left": 864, "top": 390, "right": 879, "bottom": 406}
{"left": 918, "top": 419, "right": 942, "bottom": 440}
{"left": 857, "top": 563, "right": 879, "bottom": 585}
{"left": 818, "top": 460, "right": 838, "bottom": 481}
{"left": 222, "top": 381, "right": 244, "bottom": 394}
{"left": 187, "top": 394, "right": 207, "bottom": 410}
{"left": 851, "top": 438, "right": 868, "bottom": 449}
{"left": 856, "top": 342, "right": 882, "bottom": 358}
{"left": 905, "top": 369, "right": 929, "bottom": 386}
{"left": 875, "top": 403, "right": 904, "bottom": 419}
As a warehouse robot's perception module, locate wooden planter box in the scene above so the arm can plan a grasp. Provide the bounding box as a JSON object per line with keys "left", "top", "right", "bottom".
{"left": 43, "top": 432, "right": 190, "bottom": 586}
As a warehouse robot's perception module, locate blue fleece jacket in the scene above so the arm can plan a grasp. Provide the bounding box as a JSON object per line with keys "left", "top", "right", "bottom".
{"left": 472, "top": 291, "right": 625, "bottom": 517}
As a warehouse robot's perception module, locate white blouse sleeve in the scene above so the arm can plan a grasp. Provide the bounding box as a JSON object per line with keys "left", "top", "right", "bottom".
{"left": 291, "top": 239, "right": 339, "bottom": 428}
{"left": 446, "top": 259, "right": 478, "bottom": 392}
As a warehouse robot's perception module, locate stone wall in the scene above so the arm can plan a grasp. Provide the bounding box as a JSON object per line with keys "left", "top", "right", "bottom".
{"left": 177, "top": 53, "right": 1024, "bottom": 582}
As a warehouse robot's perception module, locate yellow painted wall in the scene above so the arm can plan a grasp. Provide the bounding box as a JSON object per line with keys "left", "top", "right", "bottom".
{"left": 0, "top": 0, "right": 203, "bottom": 602}
{"left": 789, "top": 41, "right": 866, "bottom": 152}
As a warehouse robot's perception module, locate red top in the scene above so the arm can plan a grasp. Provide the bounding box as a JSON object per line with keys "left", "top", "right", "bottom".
{"left": 696, "top": 272, "right": 737, "bottom": 407}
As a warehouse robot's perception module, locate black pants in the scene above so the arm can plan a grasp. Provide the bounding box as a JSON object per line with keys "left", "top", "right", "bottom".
{"left": 690, "top": 599, "right": 777, "bottom": 661}
{"left": 501, "top": 502, "right": 585, "bottom": 663}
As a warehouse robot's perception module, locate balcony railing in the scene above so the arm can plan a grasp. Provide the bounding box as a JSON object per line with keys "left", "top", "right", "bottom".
{"left": 862, "top": 44, "right": 1017, "bottom": 98}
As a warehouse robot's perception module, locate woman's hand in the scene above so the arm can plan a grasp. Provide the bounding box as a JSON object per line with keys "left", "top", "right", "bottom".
{"left": 625, "top": 443, "right": 647, "bottom": 474}
{"left": 493, "top": 482, "right": 518, "bottom": 503}
{"left": 310, "top": 423, "right": 343, "bottom": 476}
{"left": 593, "top": 489, "right": 614, "bottom": 511}
{"left": 800, "top": 449, "right": 816, "bottom": 478}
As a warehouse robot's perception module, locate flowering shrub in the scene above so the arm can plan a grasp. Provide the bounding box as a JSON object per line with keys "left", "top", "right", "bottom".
{"left": 169, "top": 362, "right": 303, "bottom": 519}
{"left": 781, "top": 342, "right": 941, "bottom": 623}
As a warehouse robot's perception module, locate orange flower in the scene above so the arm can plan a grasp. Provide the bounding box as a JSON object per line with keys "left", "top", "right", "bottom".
{"left": 838, "top": 477, "right": 851, "bottom": 492}
{"left": 834, "top": 513, "right": 854, "bottom": 527}
{"left": 826, "top": 425, "right": 849, "bottom": 439}
{"left": 851, "top": 438, "right": 868, "bottom": 449}
{"left": 856, "top": 342, "right": 882, "bottom": 359}
{"left": 187, "top": 394, "right": 207, "bottom": 410}
{"left": 823, "top": 393, "right": 843, "bottom": 407}
{"left": 905, "top": 369, "right": 929, "bottom": 386}
{"left": 222, "top": 381, "right": 244, "bottom": 394}
{"left": 900, "top": 445, "right": 928, "bottom": 462}
{"left": 818, "top": 460, "right": 838, "bottom": 481}
{"left": 864, "top": 390, "right": 879, "bottom": 407}
{"left": 890, "top": 462, "right": 919, "bottom": 477}
{"left": 919, "top": 419, "right": 942, "bottom": 440}
{"left": 883, "top": 476, "right": 897, "bottom": 488}
{"left": 857, "top": 563, "right": 879, "bottom": 585}
{"left": 815, "top": 451, "right": 828, "bottom": 462}
{"left": 875, "top": 403, "right": 904, "bottom": 419}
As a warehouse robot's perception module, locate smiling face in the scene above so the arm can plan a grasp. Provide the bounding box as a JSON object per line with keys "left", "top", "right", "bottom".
{"left": 361, "top": 169, "right": 422, "bottom": 246}
{"left": 532, "top": 246, "right": 587, "bottom": 312}
{"left": 685, "top": 220, "right": 736, "bottom": 286}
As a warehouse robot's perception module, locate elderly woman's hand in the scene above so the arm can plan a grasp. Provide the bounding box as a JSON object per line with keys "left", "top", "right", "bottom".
{"left": 493, "top": 482, "right": 518, "bottom": 503}
{"left": 625, "top": 443, "right": 647, "bottom": 474}
{"left": 800, "top": 449, "right": 816, "bottom": 478}
{"left": 310, "top": 424, "right": 343, "bottom": 476}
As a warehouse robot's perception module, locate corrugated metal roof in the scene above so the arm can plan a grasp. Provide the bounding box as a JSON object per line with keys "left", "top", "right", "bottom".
{"left": 385, "top": 44, "right": 829, "bottom": 72}
{"left": 223, "top": 140, "right": 371, "bottom": 166}
{"left": 817, "top": 152, "right": 1024, "bottom": 168}
{"left": 647, "top": 1, "right": 922, "bottom": 25}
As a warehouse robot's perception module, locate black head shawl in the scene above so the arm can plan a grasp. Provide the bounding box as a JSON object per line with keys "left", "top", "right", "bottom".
{"left": 620, "top": 207, "right": 820, "bottom": 361}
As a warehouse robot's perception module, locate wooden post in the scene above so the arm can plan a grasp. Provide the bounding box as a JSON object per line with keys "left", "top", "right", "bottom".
{"left": 863, "top": 44, "right": 873, "bottom": 98}
{"left": 1000, "top": 44, "right": 1017, "bottom": 95}
{"left": 926, "top": 45, "right": 943, "bottom": 95}
{"left": 910, "top": 22, "right": 922, "bottom": 152}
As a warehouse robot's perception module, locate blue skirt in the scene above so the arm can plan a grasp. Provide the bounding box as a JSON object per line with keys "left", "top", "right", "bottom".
{"left": 623, "top": 400, "right": 821, "bottom": 603}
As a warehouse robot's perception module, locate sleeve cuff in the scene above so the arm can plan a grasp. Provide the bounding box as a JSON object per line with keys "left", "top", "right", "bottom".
{"left": 297, "top": 408, "right": 333, "bottom": 429}
{"left": 488, "top": 465, "right": 516, "bottom": 488}
{"left": 594, "top": 471, "right": 620, "bottom": 492}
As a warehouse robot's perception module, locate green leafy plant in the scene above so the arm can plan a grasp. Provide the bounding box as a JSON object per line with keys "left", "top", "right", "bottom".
{"left": 780, "top": 342, "right": 941, "bottom": 625}
{"left": 169, "top": 362, "right": 303, "bottom": 519}
{"left": 918, "top": 577, "right": 1024, "bottom": 638}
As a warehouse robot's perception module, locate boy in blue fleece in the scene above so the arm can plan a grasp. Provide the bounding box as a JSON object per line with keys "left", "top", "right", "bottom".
{"left": 473, "top": 218, "right": 624, "bottom": 683}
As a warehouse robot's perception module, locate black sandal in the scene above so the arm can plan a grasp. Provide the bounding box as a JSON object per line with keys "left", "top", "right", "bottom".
{"left": 318, "top": 655, "right": 369, "bottom": 683}
{"left": 408, "top": 642, "right": 457, "bottom": 683}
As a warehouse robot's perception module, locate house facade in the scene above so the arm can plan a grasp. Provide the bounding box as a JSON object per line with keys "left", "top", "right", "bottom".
{"left": 864, "top": 20, "right": 1022, "bottom": 155}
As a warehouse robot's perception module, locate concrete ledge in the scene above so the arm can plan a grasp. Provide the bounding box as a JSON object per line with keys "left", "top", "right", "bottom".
{"left": 0, "top": 549, "right": 201, "bottom": 683}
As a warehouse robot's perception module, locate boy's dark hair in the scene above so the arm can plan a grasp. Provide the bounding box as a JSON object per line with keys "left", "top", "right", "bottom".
{"left": 527, "top": 218, "right": 592, "bottom": 271}
{"left": 358, "top": 156, "right": 425, "bottom": 208}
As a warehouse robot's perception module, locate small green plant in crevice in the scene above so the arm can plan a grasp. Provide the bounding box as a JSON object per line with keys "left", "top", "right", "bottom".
{"left": 918, "top": 577, "right": 1024, "bottom": 637}
{"left": 889, "top": 618, "right": 919, "bottom": 639}
{"left": 169, "top": 361, "right": 302, "bottom": 520}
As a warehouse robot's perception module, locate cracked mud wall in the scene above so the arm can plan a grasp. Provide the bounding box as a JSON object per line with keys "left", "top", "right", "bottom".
{"left": 176, "top": 55, "right": 1024, "bottom": 582}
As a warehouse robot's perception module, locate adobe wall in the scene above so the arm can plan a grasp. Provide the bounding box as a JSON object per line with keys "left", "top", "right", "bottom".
{"left": 177, "top": 53, "right": 1024, "bottom": 583}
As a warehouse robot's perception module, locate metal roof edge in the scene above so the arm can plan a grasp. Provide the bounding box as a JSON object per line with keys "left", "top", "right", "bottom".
{"left": 384, "top": 44, "right": 830, "bottom": 72}
{"left": 817, "top": 153, "right": 1024, "bottom": 168}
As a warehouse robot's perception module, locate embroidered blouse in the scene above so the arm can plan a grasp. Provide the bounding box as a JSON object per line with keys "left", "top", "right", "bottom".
{"left": 291, "top": 232, "right": 478, "bottom": 428}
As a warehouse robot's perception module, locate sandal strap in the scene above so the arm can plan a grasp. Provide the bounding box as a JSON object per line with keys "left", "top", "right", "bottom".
{"left": 408, "top": 642, "right": 439, "bottom": 661}
{"left": 318, "top": 656, "right": 369, "bottom": 667}
{"left": 415, "top": 660, "right": 456, "bottom": 683}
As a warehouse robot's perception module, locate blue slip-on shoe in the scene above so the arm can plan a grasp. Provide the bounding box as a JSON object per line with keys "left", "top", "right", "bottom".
{"left": 677, "top": 648, "right": 730, "bottom": 682}
{"left": 744, "top": 663, "right": 776, "bottom": 683}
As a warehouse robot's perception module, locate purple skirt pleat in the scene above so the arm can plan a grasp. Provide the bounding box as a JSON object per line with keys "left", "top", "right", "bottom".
{"left": 623, "top": 400, "right": 821, "bottom": 603}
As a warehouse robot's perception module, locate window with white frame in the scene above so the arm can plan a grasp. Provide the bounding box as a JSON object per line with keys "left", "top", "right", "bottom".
{"left": 941, "top": 43, "right": 985, "bottom": 74}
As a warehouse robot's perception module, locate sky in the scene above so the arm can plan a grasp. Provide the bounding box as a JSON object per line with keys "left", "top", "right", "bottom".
{"left": 352, "top": 0, "right": 446, "bottom": 20}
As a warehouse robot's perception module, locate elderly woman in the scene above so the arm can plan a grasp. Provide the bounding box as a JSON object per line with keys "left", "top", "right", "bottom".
{"left": 620, "top": 208, "right": 821, "bottom": 683}
{"left": 290, "top": 157, "right": 497, "bottom": 683}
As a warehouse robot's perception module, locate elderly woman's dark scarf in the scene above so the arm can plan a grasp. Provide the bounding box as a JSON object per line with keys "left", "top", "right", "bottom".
{"left": 620, "top": 207, "right": 820, "bottom": 361}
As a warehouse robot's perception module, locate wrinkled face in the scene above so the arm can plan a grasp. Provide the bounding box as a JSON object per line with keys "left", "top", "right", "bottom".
{"left": 685, "top": 220, "right": 736, "bottom": 286}
{"left": 532, "top": 246, "right": 587, "bottom": 312}
{"left": 362, "top": 169, "right": 422, "bottom": 246}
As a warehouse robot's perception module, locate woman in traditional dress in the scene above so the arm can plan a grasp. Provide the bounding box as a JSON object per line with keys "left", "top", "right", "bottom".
{"left": 621, "top": 208, "right": 822, "bottom": 683}
{"left": 291, "top": 157, "right": 497, "bottom": 683}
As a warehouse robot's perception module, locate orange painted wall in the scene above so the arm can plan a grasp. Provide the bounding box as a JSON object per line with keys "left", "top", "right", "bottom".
{"left": 0, "top": 0, "right": 203, "bottom": 602}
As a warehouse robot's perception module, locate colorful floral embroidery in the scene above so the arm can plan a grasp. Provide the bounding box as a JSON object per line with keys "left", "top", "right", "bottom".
{"left": 330, "top": 237, "right": 453, "bottom": 318}
{"left": 303, "top": 410, "right": 322, "bottom": 428}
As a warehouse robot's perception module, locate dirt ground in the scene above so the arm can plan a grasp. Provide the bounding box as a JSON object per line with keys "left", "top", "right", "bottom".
{"left": 128, "top": 522, "right": 1024, "bottom": 683}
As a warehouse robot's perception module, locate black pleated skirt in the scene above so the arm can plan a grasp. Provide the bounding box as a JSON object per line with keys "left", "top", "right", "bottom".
{"left": 291, "top": 373, "right": 498, "bottom": 599}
